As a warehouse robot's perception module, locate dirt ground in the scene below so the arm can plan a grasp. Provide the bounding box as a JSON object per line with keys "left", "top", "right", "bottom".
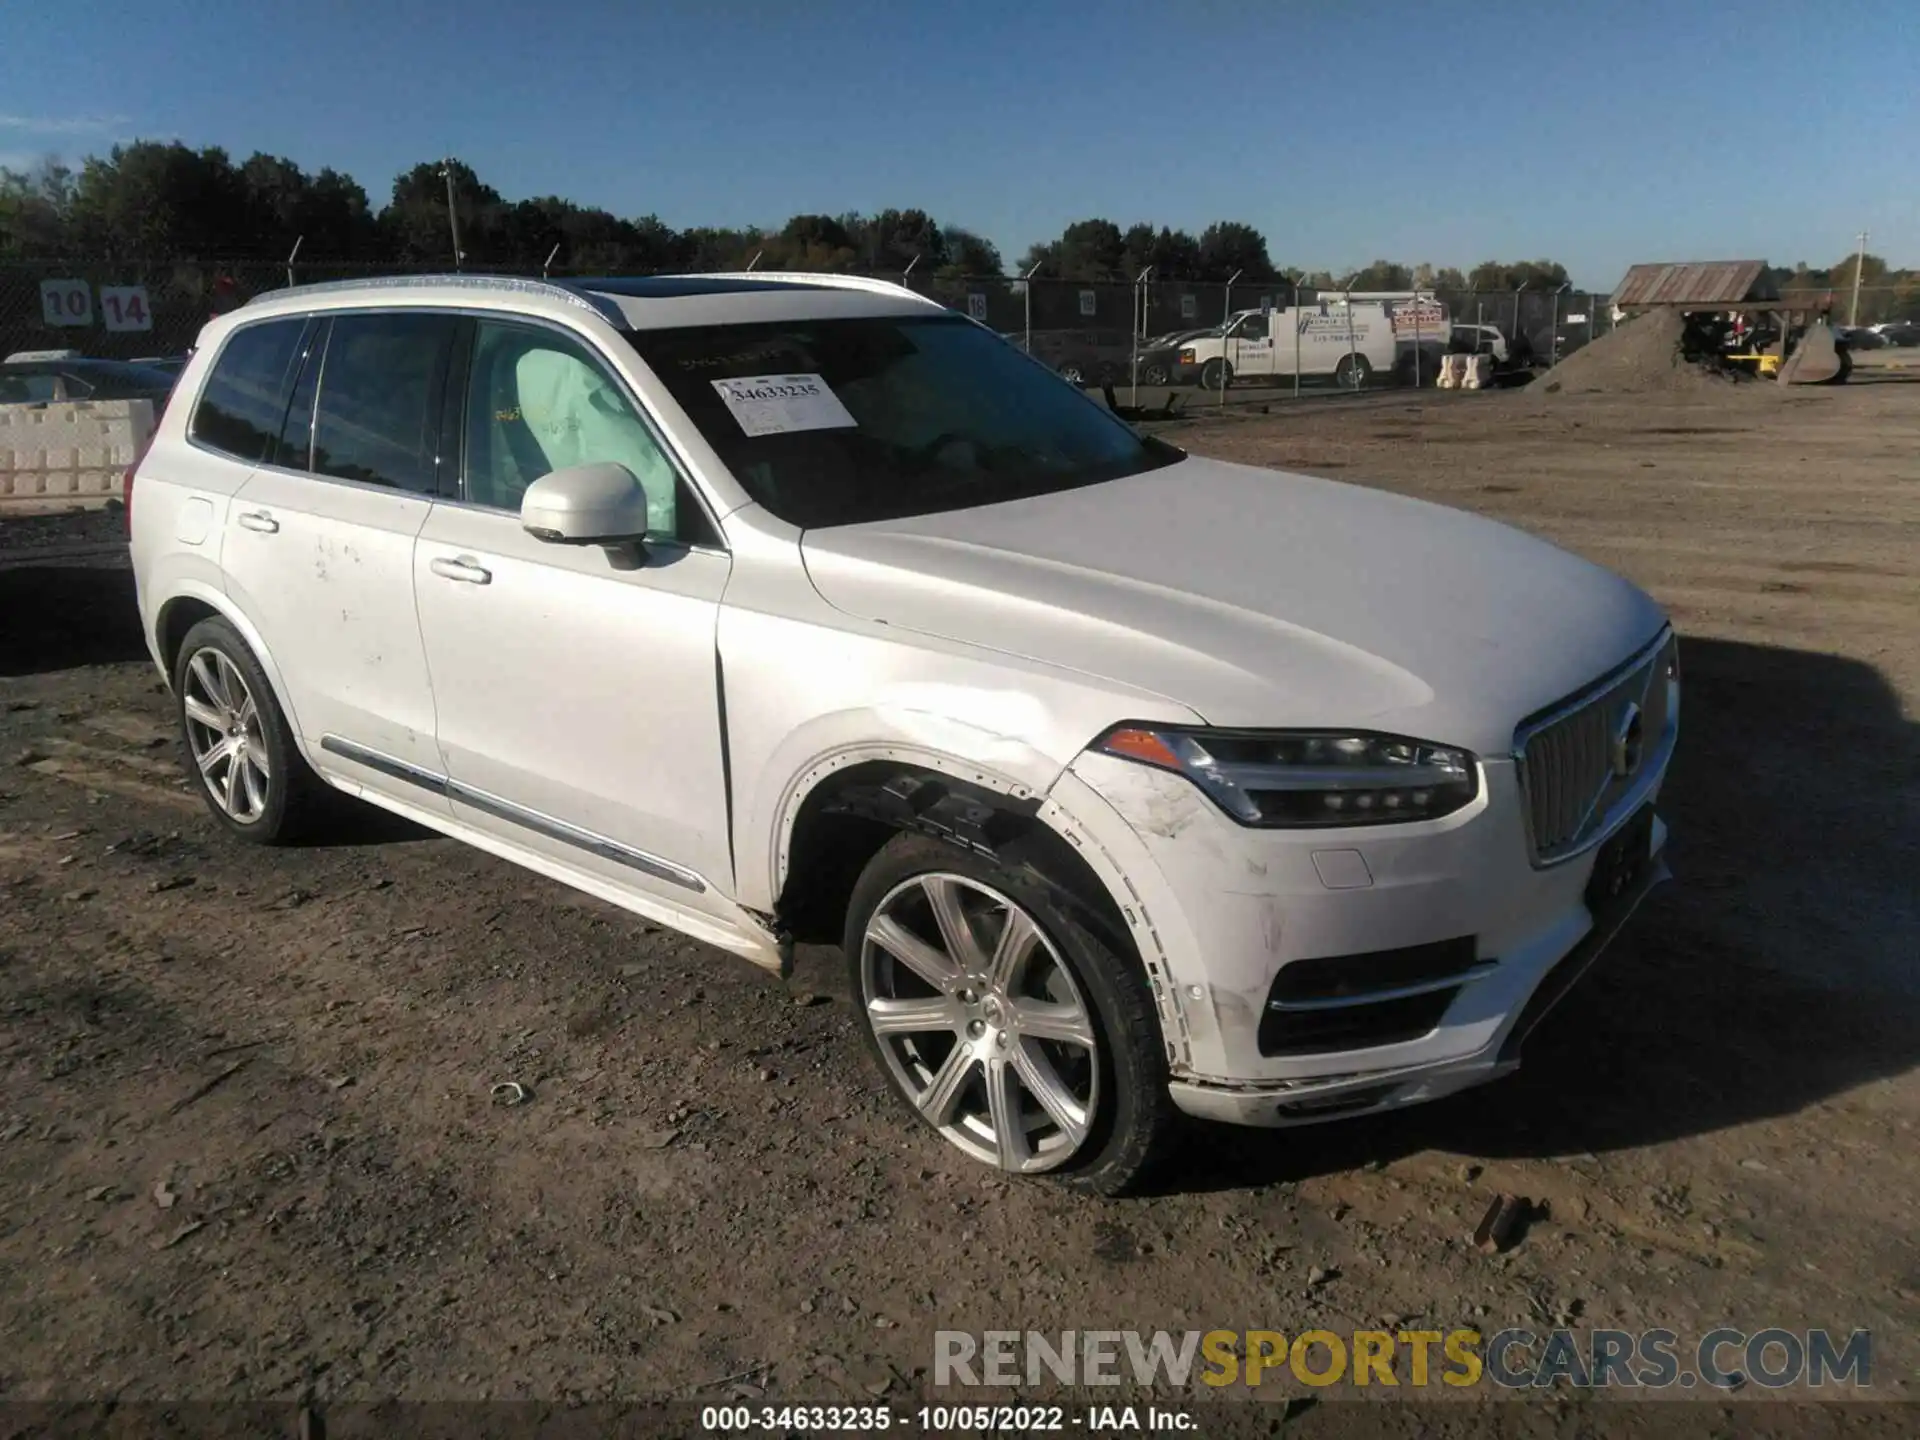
{"left": 1, "top": 365, "right": 1916, "bottom": 1432}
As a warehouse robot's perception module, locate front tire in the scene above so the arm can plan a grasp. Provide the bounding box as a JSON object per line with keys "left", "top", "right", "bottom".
{"left": 1199, "top": 358, "right": 1232, "bottom": 391}
{"left": 845, "top": 831, "right": 1173, "bottom": 1194}
{"left": 172, "top": 616, "right": 326, "bottom": 844}
{"left": 1335, "top": 353, "right": 1373, "bottom": 390}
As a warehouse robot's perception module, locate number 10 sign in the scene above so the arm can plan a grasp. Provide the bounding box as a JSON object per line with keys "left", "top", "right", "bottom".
{"left": 37, "top": 281, "right": 153, "bottom": 332}
{"left": 40, "top": 279, "right": 93, "bottom": 327}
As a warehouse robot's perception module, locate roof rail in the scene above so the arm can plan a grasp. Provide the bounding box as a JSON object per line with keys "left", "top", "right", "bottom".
{"left": 242, "top": 272, "right": 623, "bottom": 323}
{"left": 685, "top": 271, "right": 933, "bottom": 302}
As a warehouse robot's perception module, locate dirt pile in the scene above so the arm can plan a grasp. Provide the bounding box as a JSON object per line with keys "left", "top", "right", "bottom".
{"left": 1534, "top": 308, "right": 1756, "bottom": 397}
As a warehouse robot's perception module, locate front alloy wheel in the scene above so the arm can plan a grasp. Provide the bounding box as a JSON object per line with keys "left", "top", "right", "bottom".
{"left": 860, "top": 872, "right": 1099, "bottom": 1173}
{"left": 182, "top": 645, "right": 271, "bottom": 823}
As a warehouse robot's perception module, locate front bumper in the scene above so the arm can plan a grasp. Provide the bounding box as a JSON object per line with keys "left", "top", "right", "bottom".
{"left": 1166, "top": 846, "right": 1669, "bottom": 1126}
{"left": 1049, "top": 746, "right": 1673, "bottom": 1128}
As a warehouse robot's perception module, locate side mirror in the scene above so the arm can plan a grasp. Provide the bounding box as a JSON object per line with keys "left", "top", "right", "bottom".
{"left": 520, "top": 462, "right": 651, "bottom": 546}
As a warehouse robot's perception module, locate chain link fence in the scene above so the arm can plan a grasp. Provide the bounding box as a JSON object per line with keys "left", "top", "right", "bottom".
{"left": 4, "top": 257, "right": 1911, "bottom": 398}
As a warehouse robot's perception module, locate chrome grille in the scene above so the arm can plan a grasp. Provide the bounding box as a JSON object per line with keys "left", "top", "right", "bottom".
{"left": 1515, "top": 630, "right": 1678, "bottom": 864}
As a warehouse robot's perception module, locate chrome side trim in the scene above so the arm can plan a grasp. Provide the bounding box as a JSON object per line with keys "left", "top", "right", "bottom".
{"left": 320, "top": 735, "right": 448, "bottom": 794}
{"left": 446, "top": 780, "right": 706, "bottom": 893}
{"left": 1267, "top": 962, "right": 1498, "bottom": 1013}
{"left": 317, "top": 735, "right": 705, "bottom": 893}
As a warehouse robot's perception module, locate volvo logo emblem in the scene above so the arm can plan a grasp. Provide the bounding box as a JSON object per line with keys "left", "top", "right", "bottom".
{"left": 1611, "top": 700, "right": 1644, "bottom": 779}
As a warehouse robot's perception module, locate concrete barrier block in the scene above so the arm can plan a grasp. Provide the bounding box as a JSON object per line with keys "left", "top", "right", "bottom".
{"left": 0, "top": 398, "right": 154, "bottom": 507}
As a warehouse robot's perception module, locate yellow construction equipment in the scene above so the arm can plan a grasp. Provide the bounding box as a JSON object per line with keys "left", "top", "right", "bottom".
{"left": 1724, "top": 320, "right": 1850, "bottom": 384}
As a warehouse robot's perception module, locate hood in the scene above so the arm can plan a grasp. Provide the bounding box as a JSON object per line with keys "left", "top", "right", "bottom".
{"left": 800, "top": 456, "right": 1667, "bottom": 757}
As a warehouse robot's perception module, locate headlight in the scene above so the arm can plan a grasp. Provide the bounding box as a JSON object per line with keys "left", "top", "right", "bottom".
{"left": 1091, "top": 725, "right": 1479, "bottom": 828}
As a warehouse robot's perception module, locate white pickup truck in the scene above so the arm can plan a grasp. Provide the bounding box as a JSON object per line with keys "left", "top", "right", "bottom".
{"left": 1175, "top": 294, "right": 1449, "bottom": 390}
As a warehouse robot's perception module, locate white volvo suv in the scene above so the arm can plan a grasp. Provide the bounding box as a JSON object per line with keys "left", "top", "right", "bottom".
{"left": 128, "top": 273, "right": 1677, "bottom": 1192}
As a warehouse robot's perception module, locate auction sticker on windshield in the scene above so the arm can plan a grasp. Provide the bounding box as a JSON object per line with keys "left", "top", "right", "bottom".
{"left": 712, "top": 373, "right": 856, "bottom": 437}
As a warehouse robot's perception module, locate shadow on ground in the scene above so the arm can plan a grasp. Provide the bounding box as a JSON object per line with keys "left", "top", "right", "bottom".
{"left": 0, "top": 564, "right": 149, "bottom": 675}
{"left": 1162, "top": 635, "right": 1920, "bottom": 1194}
{"left": 0, "top": 560, "right": 432, "bottom": 847}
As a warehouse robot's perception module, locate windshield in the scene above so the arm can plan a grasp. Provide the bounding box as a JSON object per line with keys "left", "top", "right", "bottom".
{"left": 624, "top": 314, "right": 1179, "bottom": 528}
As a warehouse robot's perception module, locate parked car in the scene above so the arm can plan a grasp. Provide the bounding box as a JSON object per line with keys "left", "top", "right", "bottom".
{"left": 130, "top": 353, "right": 193, "bottom": 378}
{"left": 1448, "top": 324, "right": 1511, "bottom": 365}
{"left": 1016, "top": 327, "right": 1138, "bottom": 386}
{"left": 1134, "top": 326, "right": 1222, "bottom": 385}
{"left": 0, "top": 354, "right": 179, "bottom": 406}
{"left": 1875, "top": 321, "right": 1920, "bottom": 348}
{"left": 129, "top": 272, "right": 1679, "bottom": 1192}
{"left": 1834, "top": 326, "right": 1887, "bottom": 351}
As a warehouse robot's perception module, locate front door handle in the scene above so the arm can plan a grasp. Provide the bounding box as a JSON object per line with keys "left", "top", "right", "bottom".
{"left": 236, "top": 510, "right": 279, "bottom": 534}
{"left": 430, "top": 555, "right": 492, "bottom": 585}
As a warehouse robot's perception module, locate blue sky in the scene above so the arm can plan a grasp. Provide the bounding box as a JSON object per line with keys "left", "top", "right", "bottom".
{"left": 2, "top": 0, "right": 1914, "bottom": 286}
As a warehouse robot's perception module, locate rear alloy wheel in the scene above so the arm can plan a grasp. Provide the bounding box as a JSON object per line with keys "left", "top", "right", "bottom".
{"left": 172, "top": 615, "right": 327, "bottom": 843}
{"left": 1057, "top": 361, "right": 1087, "bottom": 385}
{"left": 182, "top": 645, "right": 271, "bottom": 824}
{"left": 1335, "top": 353, "right": 1373, "bottom": 390}
{"left": 847, "top": 831, "right": 1172, "bottom": 1192}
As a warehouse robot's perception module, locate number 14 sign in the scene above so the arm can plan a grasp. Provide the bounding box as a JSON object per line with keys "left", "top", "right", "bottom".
{"left": 101, "top": 286, "right": 153, "bottom": 332}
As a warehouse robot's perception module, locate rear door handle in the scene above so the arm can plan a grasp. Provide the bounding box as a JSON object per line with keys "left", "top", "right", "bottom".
{"left": 236, "top": 510, "right": 279, "bottom": 534}
{"left": 430, "top": 555, "right": 492, "bottom": 585}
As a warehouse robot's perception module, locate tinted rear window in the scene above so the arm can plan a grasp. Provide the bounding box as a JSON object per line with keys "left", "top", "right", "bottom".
{"left": 191, "top": 319, "right": 307, "bottom": 462}
{"left": 310, "top": 312, "right": 457, "bottom": 493}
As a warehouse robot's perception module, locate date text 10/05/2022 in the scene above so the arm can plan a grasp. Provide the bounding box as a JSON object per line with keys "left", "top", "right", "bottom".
{"left": 700, "top": 1405, "right": 1196, "bottom": 1432}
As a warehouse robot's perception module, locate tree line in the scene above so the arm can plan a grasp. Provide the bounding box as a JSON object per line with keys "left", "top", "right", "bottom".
{"left": 27, "top": 140, "right": 1911, "bottom": 314}
{"left": 0, "top": 140, "right": 1600, "bottom": 293}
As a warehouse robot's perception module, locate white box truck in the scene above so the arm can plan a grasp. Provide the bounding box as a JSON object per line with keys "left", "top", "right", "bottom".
{"left": 1175, "top": 293, "right": 1449, "bottom": 390}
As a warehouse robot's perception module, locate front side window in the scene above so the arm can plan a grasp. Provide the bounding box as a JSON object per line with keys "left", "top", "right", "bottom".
{"left": 1, "top": 370, "right": 61, "bottom": 404}
{"left": 190, "top": 318, "right": 307, "bottom": 462}
{"left": 464, "top": 321, "right": 680, "bottom": 538}
{"left": 311, "top": 312, "right": 457, "bottom": 493}
{"left": 625, "top": 314, "right": 1179, "bottom": 529}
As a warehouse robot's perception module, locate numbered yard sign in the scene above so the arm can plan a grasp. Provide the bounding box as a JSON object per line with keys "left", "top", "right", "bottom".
{"left": 1180, "top": 293, "right": 1198, "bottom": 320}
{"left": 40, "top": 279, "right": 93, "bottom": 327}
{"left": 966, "top": 292, "right": 988, "bottom": 323}
{"left": 1078, "top": 289, "right": 1097, "bottom": 317}
{"left": 100, "top": 285, "right": 153, "bottom": 332}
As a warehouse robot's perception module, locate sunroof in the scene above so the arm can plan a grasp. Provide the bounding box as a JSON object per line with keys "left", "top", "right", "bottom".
{"left": 572, "top": 276, "right": 838, "bottom": 299}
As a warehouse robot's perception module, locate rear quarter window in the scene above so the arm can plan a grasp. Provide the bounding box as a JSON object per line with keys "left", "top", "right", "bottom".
{"left": 190, "top": 318, "right": 308, "bottom": 462}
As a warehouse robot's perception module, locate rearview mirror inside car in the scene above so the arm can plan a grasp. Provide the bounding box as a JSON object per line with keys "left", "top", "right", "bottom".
{"left": 519, "top": 463, "right": 651, "bottom": 546}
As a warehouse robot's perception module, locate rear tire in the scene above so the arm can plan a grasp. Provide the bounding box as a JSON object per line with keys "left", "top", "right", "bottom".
{"left": 845, "top": 830, "right": 1175, "bottom": 1195}
{"left": 172, "top": 616, "right": 328, "bottom": 844}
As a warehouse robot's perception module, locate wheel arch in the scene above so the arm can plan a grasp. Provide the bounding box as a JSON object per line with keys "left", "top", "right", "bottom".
{"left": 774, "top": 756, "right": 1132, "bottom": 963}
{"left": 153, "top": 584, "right": 310, "bottom": 760}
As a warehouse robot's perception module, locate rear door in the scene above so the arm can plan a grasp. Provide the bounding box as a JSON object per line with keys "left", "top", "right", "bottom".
{"left": 217, "top": 311, "right": 457, "bottom": 798}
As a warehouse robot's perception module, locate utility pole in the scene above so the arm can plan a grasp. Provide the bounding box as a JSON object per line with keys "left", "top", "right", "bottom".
{"left": 440, "top": 158, "right": 464, "bottom": 271}
{"left": 1850, "top": 230, "right": 1869, "bottom": 327}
